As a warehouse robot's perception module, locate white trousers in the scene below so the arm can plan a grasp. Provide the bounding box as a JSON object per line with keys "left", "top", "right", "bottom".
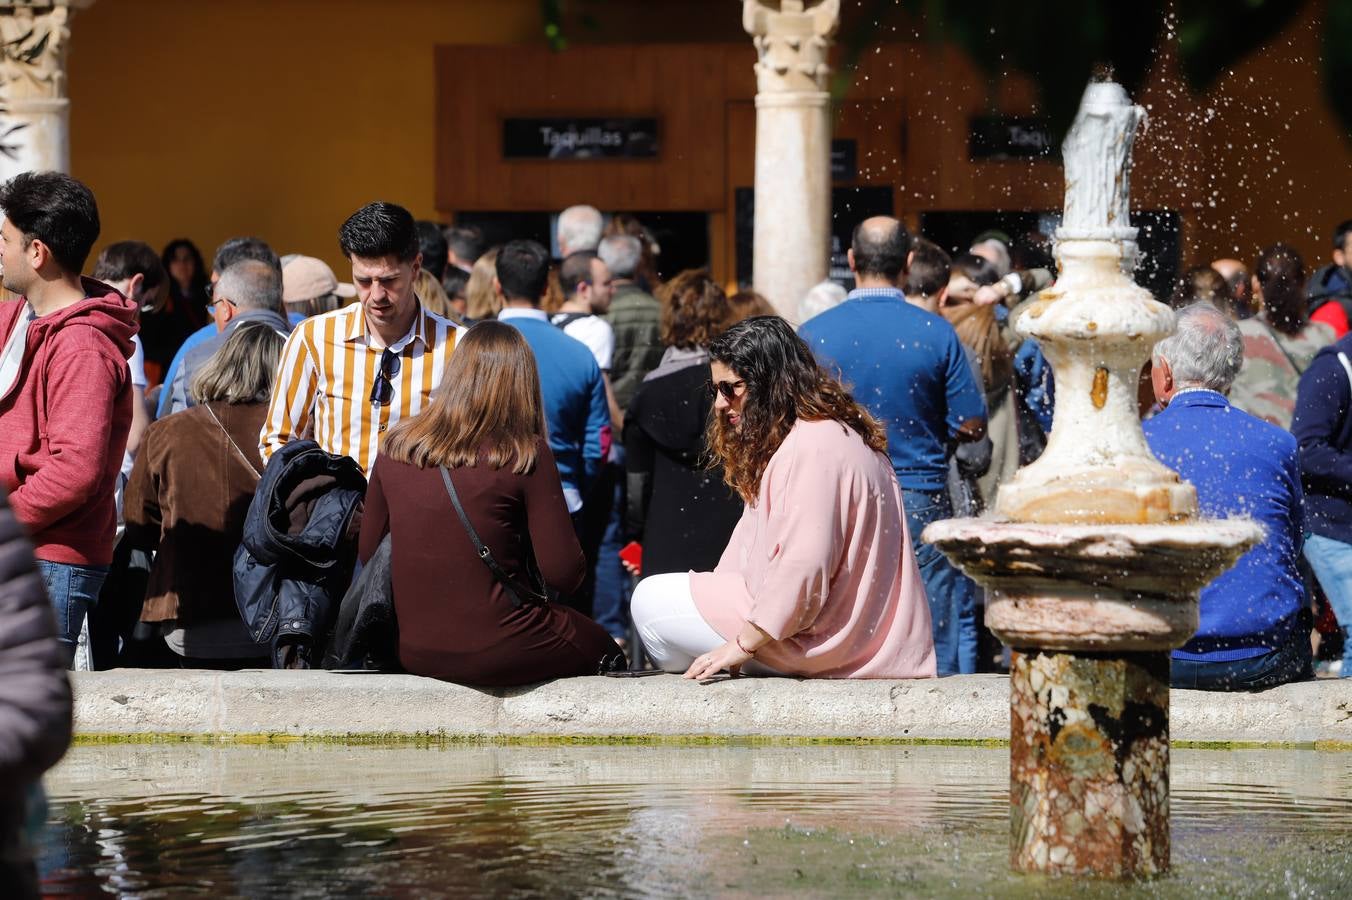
{"left": 630, "top": 572, "right": 778, "bottom": 675}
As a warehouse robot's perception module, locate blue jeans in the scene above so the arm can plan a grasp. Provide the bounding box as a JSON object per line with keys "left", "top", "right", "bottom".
{"left": 1170, "top": 617, "right": 1313, "bottom": 691}
{"left": 902, "top": 488, "right": 978, "bottom": 676}
{"left": 36, "top": 560, "right": 109, "bottom": 668}
{"left": 592, "top": 468, "right": 628, "bottom": 639}
{"left": 1302, "top": 532, "right": 1352, "bottom": 674}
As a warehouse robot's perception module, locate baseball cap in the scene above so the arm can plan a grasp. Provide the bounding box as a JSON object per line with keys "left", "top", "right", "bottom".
{"left": 283, "top": 256, "right": 357, "bottom": 303}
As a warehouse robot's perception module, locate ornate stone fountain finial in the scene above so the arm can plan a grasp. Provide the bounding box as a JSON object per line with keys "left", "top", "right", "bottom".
{"left": 993, "top": 82, "right": 1195, "bottom": 526}
{"left": 923, "top": 80, "right": 1264, "bottom": 879}
{"left": 1059, "top": 80, "right": 1144, "bottom": 244}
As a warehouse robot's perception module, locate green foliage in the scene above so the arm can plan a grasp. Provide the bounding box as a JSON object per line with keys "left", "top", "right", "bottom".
{"left": 836, "top": 0, "right": 1319, "bottom": 137}
{"left": 536, "top": 2, "right": 1349, "bottom": 136}
{"left": 1325, "top": 0, "right": 1352, "bottom": 140}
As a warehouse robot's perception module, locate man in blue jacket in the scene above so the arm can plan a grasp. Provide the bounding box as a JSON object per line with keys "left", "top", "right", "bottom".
{"left": 1145, "top": 302, "right": 1311, "bottom": 690}
{"left": 496, "top": 240, "right": 611, "bottom": 615}
{"left": 1292, "top": 329, "right": 1352, "bottom": 678}
{"left": 800, "top": 217, "right": 988, "bottom": 676}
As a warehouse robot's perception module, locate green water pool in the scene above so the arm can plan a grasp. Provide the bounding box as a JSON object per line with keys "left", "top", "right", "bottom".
{"left": 37, "top": 743, "right": 1352, "bottom": 897}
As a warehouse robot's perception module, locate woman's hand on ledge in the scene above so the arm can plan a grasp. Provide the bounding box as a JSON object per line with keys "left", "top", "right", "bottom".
{"left": 684, "top": 640, "right": 753, "bottom": 680}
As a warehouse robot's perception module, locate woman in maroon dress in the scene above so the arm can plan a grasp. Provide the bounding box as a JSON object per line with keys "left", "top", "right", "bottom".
{"left": 359, "top": 321, "right": 623, "bottom": 685}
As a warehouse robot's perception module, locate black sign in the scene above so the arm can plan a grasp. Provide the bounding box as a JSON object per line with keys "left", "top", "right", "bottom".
{"left": 968, "top": 116, "right": 1057, "bottom": 161}
{"left": 503, "top": 117, "right": 659, "bottom": 160}
{"left": 831, "top": 139, "right": 857, "bottom": 181}
{"left": 735, "top": 185, "right": 894, "bottom": 290}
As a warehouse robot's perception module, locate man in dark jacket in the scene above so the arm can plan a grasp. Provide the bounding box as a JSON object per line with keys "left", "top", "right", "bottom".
{"left": 0, "top": 172, "right": 137, "bottom": 666}
{"left": 1292, "top": 331, "right": 1352, "bottom": 678}
{"left": 1306, "top": 219, "right": 1352, "bottom": 338}
{"left": 165, "top": 259, "right": 290, "bottom": 415}
{"left": 0, "top": 485, "right": 73, "bottom": 895}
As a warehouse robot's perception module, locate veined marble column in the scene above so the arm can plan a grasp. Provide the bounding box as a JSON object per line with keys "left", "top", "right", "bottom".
{"left": 0, "top": 1, "right": 93, "bottom": 179}
{"left": 742, "top": 0, "right": 838, "bottom": 322}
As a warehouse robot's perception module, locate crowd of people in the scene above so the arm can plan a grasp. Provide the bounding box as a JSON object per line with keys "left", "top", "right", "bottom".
{"left": 0, "top": 169, "right": 1349, "bottom": 700}
{"left": 6, "top": 167, "right": 1352, "bottom": 886}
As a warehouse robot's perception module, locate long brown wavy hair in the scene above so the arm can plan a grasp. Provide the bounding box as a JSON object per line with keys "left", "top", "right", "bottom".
{"left": 707, "top": 316, "right": 887, "bottom": 503}
{"left": 382, "top": 321, "right": 547, "bottom": 473}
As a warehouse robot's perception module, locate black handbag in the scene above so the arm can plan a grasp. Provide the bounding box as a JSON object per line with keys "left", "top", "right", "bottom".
{"left": 440, "top": 466, "right": 551, "bottom": 608}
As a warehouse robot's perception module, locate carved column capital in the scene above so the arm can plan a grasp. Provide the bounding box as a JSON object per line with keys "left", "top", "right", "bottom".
{"left": 742, "top": 0, "right": 839, "bottom": 94}
{"left": 0, "top": 0, "right": 93, "bottom": 103}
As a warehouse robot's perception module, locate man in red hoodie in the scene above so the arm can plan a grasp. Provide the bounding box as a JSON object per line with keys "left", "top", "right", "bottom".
{"left": 0, "top": 172, "right": 137, "bottom": 667}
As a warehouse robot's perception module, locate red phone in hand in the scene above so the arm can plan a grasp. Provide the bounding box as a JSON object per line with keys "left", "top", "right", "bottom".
{"left": 619, "top": 541, "right": 642, "bottom": 576}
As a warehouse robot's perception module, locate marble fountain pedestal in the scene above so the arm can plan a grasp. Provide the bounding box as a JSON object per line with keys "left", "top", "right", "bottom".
{"left": 923, "top": 81, "right": 1262, "bottom": 878}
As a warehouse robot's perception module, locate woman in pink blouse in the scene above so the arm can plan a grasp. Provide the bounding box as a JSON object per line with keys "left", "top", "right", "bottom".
{"left": 630, "top": 316, "right": 936, "bottom": 680}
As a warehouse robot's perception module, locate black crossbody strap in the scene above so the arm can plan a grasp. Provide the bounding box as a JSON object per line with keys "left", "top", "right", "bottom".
{"left": 440, "top": 465, "right": 528, "bottom": 608}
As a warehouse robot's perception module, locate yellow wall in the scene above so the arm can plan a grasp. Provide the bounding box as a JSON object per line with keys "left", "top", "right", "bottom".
{"left": 67, "top": 0, "right": 742, "bottom": 274}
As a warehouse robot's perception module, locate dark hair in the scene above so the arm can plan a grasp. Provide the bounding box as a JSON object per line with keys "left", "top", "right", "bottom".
{"left": 160, "top": 238, "right": 208, "bottom": 299}
{"left": 93, "top": 241, "right": 166, "bottom": 293}
{"left": 495, "top": 239, "right": 551, "bottom": 303}
{"left": 416, "top": 220, "right": 449, "bottom": 281}
{"left": 707, "top": 316, "right": 887, "bottom": 503}
{"left": 445, "top": 226, "right": 484, "bottom": 265}
{"left": 442, "top": 268, "right": 469, "bottom": 300}
{"left": 0, "top": 171, "right": 100, "bottom": 274}
{"left": 951, "top": 253, "right": 1000, "bottom": 286}
{"left": 559, "top": 251, "right": 600, "bottom": 297}
{"left": 339, "top": 201, "right": 419, "bottom": 262}
{"left": 1255, "top": 243, "right": 1309, "bottom": 337}
{"left": 850, "top": 218, "right": 911, "bottom": 281}
{"left": 1169, "top": 264, "right": 1232, "bottom": 312}
{"left": 659, "top": 269, "right": 731, "bottom": 349}
{"left": 383, "top": 321, "right": 546, "bottom": 474}
{"left": 1333, "top": 220, "right": 1352, "bottom": 253}
{"left": 905, "top": 238, "right": 952, "bottom": 297}
{"left": 212, "top": 236, "right": 280, "bottom": 276}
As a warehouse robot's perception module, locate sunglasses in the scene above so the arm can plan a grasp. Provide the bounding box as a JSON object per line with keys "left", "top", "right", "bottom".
{"left": 706, "top": 379, "right": 747, "bottom": 402}
{"left": 369, "top": 348, "right": 402, "bottom": 407}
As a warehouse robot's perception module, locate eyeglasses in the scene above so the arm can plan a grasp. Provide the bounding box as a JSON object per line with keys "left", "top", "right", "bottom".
{"left": 706, "top": 379, "right": 747, "bottom": 402}
{"left": 369, "top": 348, "right": 402, "bottom": 407}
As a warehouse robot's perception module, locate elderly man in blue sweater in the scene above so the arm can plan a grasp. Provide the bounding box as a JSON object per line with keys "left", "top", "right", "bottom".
{"left": 1145, "top": 302, "right": 1312, "bottom": 691}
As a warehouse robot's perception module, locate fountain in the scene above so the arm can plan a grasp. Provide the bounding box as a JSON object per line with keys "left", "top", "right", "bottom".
{"left": 923, "top": 80, "right": 1264, "bottom": 878}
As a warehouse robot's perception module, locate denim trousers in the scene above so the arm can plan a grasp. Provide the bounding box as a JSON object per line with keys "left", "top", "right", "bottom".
{"left": 591, "top": 461, "right": 629, "bottom": 640}
{"left": 901, "top": 488, "right": 977, "bottom": 676}
{"left": 35, "top": 560, "right": 110, "bottom": 668}
{"left": 1170, "top": 614, "right": 1313, "bottom": 692}
{"left": 1302, "top": 532, "right": 1352, "bottom": 673}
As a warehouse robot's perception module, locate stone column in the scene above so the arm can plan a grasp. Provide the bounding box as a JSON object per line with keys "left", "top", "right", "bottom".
{"left": 742, "top": 0, "right": 838, "bottom": 322}
{"left": 0, "top": 1, "right": 93, "bottom": 179}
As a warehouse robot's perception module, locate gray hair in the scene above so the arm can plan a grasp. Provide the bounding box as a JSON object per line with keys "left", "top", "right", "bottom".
{"left": 557, "top": 205, "right": 603, "bottom": 253}
{"left": 798, "top": 279, "right": 847, "bottom": 322}
{"left": 970, "top": 239, "right": 1012, "bottom": 278}
{"left": 599, "top": 234, "right": 642, "bottom": 279}
{"left": 190, "top": 322, "right": 286, "bottom": 405}
{"left": 1152, "top": 302, "right": 1244, "bottom": 393}
{"left": 215, "top": 259, "right": 283, "bottom": 314}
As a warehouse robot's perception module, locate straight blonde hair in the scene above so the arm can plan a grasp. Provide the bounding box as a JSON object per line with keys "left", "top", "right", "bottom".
{"left": 382, "top": 320, "right": 547, "bottom": 473}
{"left": 190, "top": 322, "right": 285, "bottom": 405}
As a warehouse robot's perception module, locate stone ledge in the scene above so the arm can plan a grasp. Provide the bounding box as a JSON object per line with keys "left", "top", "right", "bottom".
{"left": 69, "top": 670, "right": 1352, "bottom": 746}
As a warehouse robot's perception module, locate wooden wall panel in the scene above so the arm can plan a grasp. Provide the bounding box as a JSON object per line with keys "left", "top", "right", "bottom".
{"left": 436, "top": 44, "right": 740, "bottom": 213}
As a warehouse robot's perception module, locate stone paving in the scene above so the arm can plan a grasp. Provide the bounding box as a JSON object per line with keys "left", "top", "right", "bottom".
{"left": 70, "top": 670, "right": 1352, "bottom": 745}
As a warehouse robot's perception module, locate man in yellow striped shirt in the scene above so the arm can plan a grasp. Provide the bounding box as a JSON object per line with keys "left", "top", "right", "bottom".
{"left": 260, "top": 202, "right": 464, "bottom": 475}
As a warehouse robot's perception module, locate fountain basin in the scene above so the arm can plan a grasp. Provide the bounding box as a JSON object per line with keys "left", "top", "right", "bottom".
{"left": 922, "top": 518, "right": 1263, "bottom": 651}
